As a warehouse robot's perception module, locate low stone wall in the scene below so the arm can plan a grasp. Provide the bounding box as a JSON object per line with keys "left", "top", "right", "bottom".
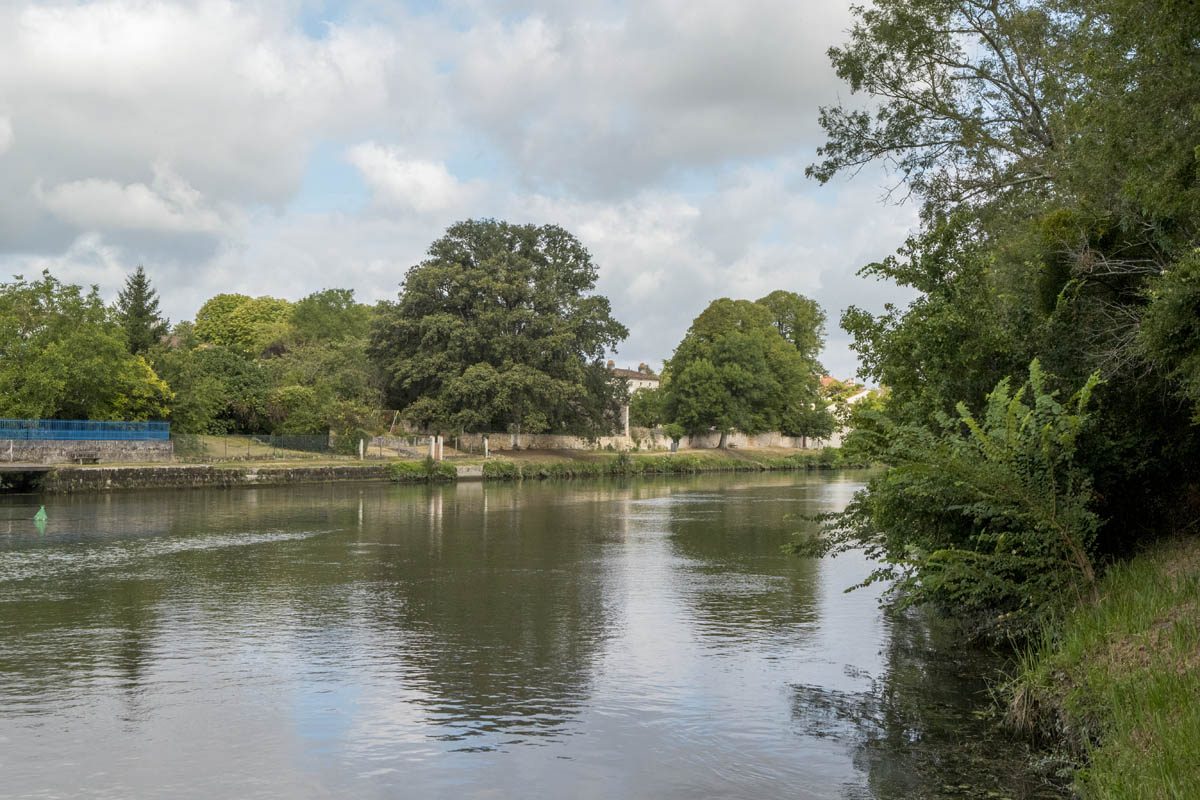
{"left": 2, "top": 439, "right": 174, "bottom": 465}
{"left": 450, "top": 428, "right": 837, "bottom": 452}
{"left": 456, "top": 432, "right": 639, "bottom": 452}
{"left": 675, "top": 430, "right": 838, "bottom": 450}
{"left": 41, "top": 463, "right": 392, "bottom": 493}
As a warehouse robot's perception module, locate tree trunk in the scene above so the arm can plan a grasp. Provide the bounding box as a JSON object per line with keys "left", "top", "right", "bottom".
{"left": 719, "top": 431, "right": 727, "bottom": 450}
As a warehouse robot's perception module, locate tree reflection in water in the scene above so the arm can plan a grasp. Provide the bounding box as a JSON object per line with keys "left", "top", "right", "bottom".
{"left": 792, "top": 607, "right": 1071, "bottom": 800}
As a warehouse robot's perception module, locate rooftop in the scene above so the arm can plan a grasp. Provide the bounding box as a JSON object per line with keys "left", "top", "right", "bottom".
{"left": 611, "top": 367, "right": 660, "bottom": 382}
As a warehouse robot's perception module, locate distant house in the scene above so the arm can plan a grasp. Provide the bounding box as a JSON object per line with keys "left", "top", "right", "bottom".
{"left": 610, "top": 363, "right": 661, "bottom": 394}
{"left": 608, "top": 362, "right": 660, "bottom": 437}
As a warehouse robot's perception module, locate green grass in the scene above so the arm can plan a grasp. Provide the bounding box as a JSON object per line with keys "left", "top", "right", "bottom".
{"left": 381, "top": 446, "right": 868, "bottom": 483}
{"left": 478, "top": 448, "right": 864, "bottom": 480}
{"left": 1006, "top": 537, "right": 1200, "bottom": 799}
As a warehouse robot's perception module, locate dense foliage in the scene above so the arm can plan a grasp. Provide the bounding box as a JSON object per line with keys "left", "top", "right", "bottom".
{"left": 369, "top": 219, "right": 630, "bottom": 438}
{"left": 650, "top": 295, "right": 833, "bottom": 445}
{"left": 808, "top": 362, "right": 1102, "bottom": 636}
{"left": 806, "top": 0, "right": 1200, "bottom": 634}
{"left": 0, "top": 272, "right": 171, "bottom": 420}
{"left": 155, "top": 288, "right": 384, "bottom": 435}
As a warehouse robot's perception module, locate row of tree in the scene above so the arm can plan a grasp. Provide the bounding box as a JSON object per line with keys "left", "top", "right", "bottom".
{"left": 0, "top": 219, "right": 834, "bottom": 441}
{"left": 802, "top": 0, "right": 1200, "bottom": 636}
{"left": 0, "top": 267, "right": 385, "bottom": 436}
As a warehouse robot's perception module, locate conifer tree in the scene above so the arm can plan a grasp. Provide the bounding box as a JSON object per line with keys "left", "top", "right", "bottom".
{"left": 115, "top": 265, "right": 168, "bottom": 355}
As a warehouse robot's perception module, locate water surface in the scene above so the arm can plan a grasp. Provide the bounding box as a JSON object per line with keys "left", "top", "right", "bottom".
{"left": 0, "top": 473, "right": 1064, "bottom": 798}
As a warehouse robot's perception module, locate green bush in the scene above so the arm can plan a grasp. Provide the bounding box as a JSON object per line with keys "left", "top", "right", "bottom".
{"left": 475, "top": 448, "right": 863, "bottom": 482}
{"left": 334, "top": 429, "right": 370, "bottom": 456}
{"left": 388, "top": 457, "right": 455, "bottom": 483}
{"left": 482, "top": 460, "right": 522, "bottom": 479}
{"left": 798, "top": 360, "right": 1103, "bottom": 638}
{"left": 818, "top": 447, "right": 838, "bottom": 468}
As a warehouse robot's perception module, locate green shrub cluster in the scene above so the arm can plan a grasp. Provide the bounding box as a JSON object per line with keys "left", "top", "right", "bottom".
{"left": 799, "top": 361, "right": 1102, "bottom": 638}
{"left": 387, "top": 457, "right": 456, "bottom": 483}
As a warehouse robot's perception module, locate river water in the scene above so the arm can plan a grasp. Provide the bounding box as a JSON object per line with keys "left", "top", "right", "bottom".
{"left": 0, "top": 472, "right": 1066, "bottom": 799}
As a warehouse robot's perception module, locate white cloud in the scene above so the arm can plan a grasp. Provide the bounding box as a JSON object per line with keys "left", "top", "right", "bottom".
{"left": 35, "top": 162, "right": 234, "bottom": 235}
{"left": 14, "top": 232, "right": 129, "bottom": 291}
{"left": 0, "top": 1, "right": 445, "bottom": 215}
{"left": 0, "top": 0, "right": 921, "bottom": 381}
{"left": 450, "top": 0, "right": 856, "bottom": 195}
{"left": 346, "top": 142, "right": 481, "bottom": 214}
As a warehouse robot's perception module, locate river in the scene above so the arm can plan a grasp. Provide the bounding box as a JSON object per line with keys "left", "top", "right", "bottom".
{"left": 0, "top": 472, "right": 1066, "bottom": 799}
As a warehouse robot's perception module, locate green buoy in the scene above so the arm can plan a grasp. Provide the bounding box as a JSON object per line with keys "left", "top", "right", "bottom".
{"left": 34, "top": 506, "right": 47, "bottom": 523}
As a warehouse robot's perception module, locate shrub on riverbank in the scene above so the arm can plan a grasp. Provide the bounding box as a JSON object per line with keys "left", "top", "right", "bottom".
{"left": 1006, "top": 537, "right": 1200, "bottom": 799}
{"left": 388, "top": 457, "right": 455, "bottom": 482}
{"left": 799, "top": 362, "right": 1103, "bottom": 639}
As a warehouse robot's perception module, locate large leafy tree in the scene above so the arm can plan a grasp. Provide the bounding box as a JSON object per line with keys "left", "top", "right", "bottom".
{"left": 154, "top": 345, "right": 270, "bottom": 433}
{"left": 660, "top": 298, "right": 833, "bottom": 445}
{"left": 114, "top": 265, "right": 169, "bottom": 355}
{"left": 807, "top": 0, "right": 1067, "bottom": 217}
{"left": 194, "top": 293, "right": 293, "bottom": 353}
{"left": 808, "top": 0, "right": 1200, "bottom": 629}
{"left": 756, "top": 289, "right": 827, "bottom": 371}
{"left": 290, "top": 288, "right": 371, "bottom": 343}
{"left": 369, "top": 219, "right": 629, "bottom": 437}
{"left": 0, "top": 271, "right": 171, "bottom": 420}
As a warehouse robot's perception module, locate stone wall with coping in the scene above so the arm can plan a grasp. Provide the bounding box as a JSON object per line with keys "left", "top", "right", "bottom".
{"left": 2, "top": 439, "right": 174, "bottom": 465}
{"left": 445, "top": 428, "right": 838, "bottom": 453}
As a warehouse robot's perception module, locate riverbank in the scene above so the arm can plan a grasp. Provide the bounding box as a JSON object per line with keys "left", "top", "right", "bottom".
{"left": 38, "top": 463, "right": 394, "bottom": 493}
{"left": 470, "top": 447, "right": 852, "bottom": 480}
{"left": 1007, "top": 537, "right": 1200, "bottom": 799}
{"left": 22, "top": 447, "right": 860, "bottom": 493}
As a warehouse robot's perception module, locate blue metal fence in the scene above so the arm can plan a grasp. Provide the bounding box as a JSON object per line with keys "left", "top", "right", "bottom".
{"left": 0, "top": 419, "right": 170, "bottom": 441}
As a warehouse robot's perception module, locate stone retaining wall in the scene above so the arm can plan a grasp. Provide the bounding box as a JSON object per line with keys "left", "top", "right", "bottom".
{"left": 2, "top": 439, "right": 174, "bottom": 465}
{"left": 450, "top": 428, "right": 837, "bottom": 452}
{"left": 41, "top": 463, "right": 392, "bottom": 493}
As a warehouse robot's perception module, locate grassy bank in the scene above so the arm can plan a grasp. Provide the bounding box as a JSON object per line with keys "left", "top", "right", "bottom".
{"left": 1007, "top": 537, "right": 1200, "bottom": 799}
{"left": 381, "top": 447, "right": 867, "bottom": 483}
{"left": 477, "top": 448, "right": 860, "bottom": 480}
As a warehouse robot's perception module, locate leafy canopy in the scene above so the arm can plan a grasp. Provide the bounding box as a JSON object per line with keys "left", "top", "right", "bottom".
{"left": 0, "top": 271, "right": 171, "bottom": 420}
{"left": 804, "top": 0, "right": 1200, "bottom": 633}
{"left": 290, "top": 288, "right": 371, "bottom": 344}
{"left": 194, "top": 293, "right": 293, "bottom": 353}
{"left": 802, "top": 362, "right": 1102, "bottom": 637}
{"left": 660, "top": 297, "right": 833, "bottom": 440}
{"left": 369, "top": 219, "right": 629, "bottom": 435}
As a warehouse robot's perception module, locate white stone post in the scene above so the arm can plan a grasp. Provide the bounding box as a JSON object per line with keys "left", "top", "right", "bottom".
{"left": 358, "top": 438, "right": 364, "bottom": 461}
{"left": 429, "top": 437, "right": 436, "bottom": 460}
{"left": 483, "top": 436, "right": 489, "bottom": 459}
{"left": 436, "top": 435, "right": 444, "bottom": 461}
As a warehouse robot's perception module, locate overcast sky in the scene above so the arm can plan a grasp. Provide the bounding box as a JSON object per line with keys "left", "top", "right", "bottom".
{"left": 0, "top": 0, "right": 918, "bottom": 380}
